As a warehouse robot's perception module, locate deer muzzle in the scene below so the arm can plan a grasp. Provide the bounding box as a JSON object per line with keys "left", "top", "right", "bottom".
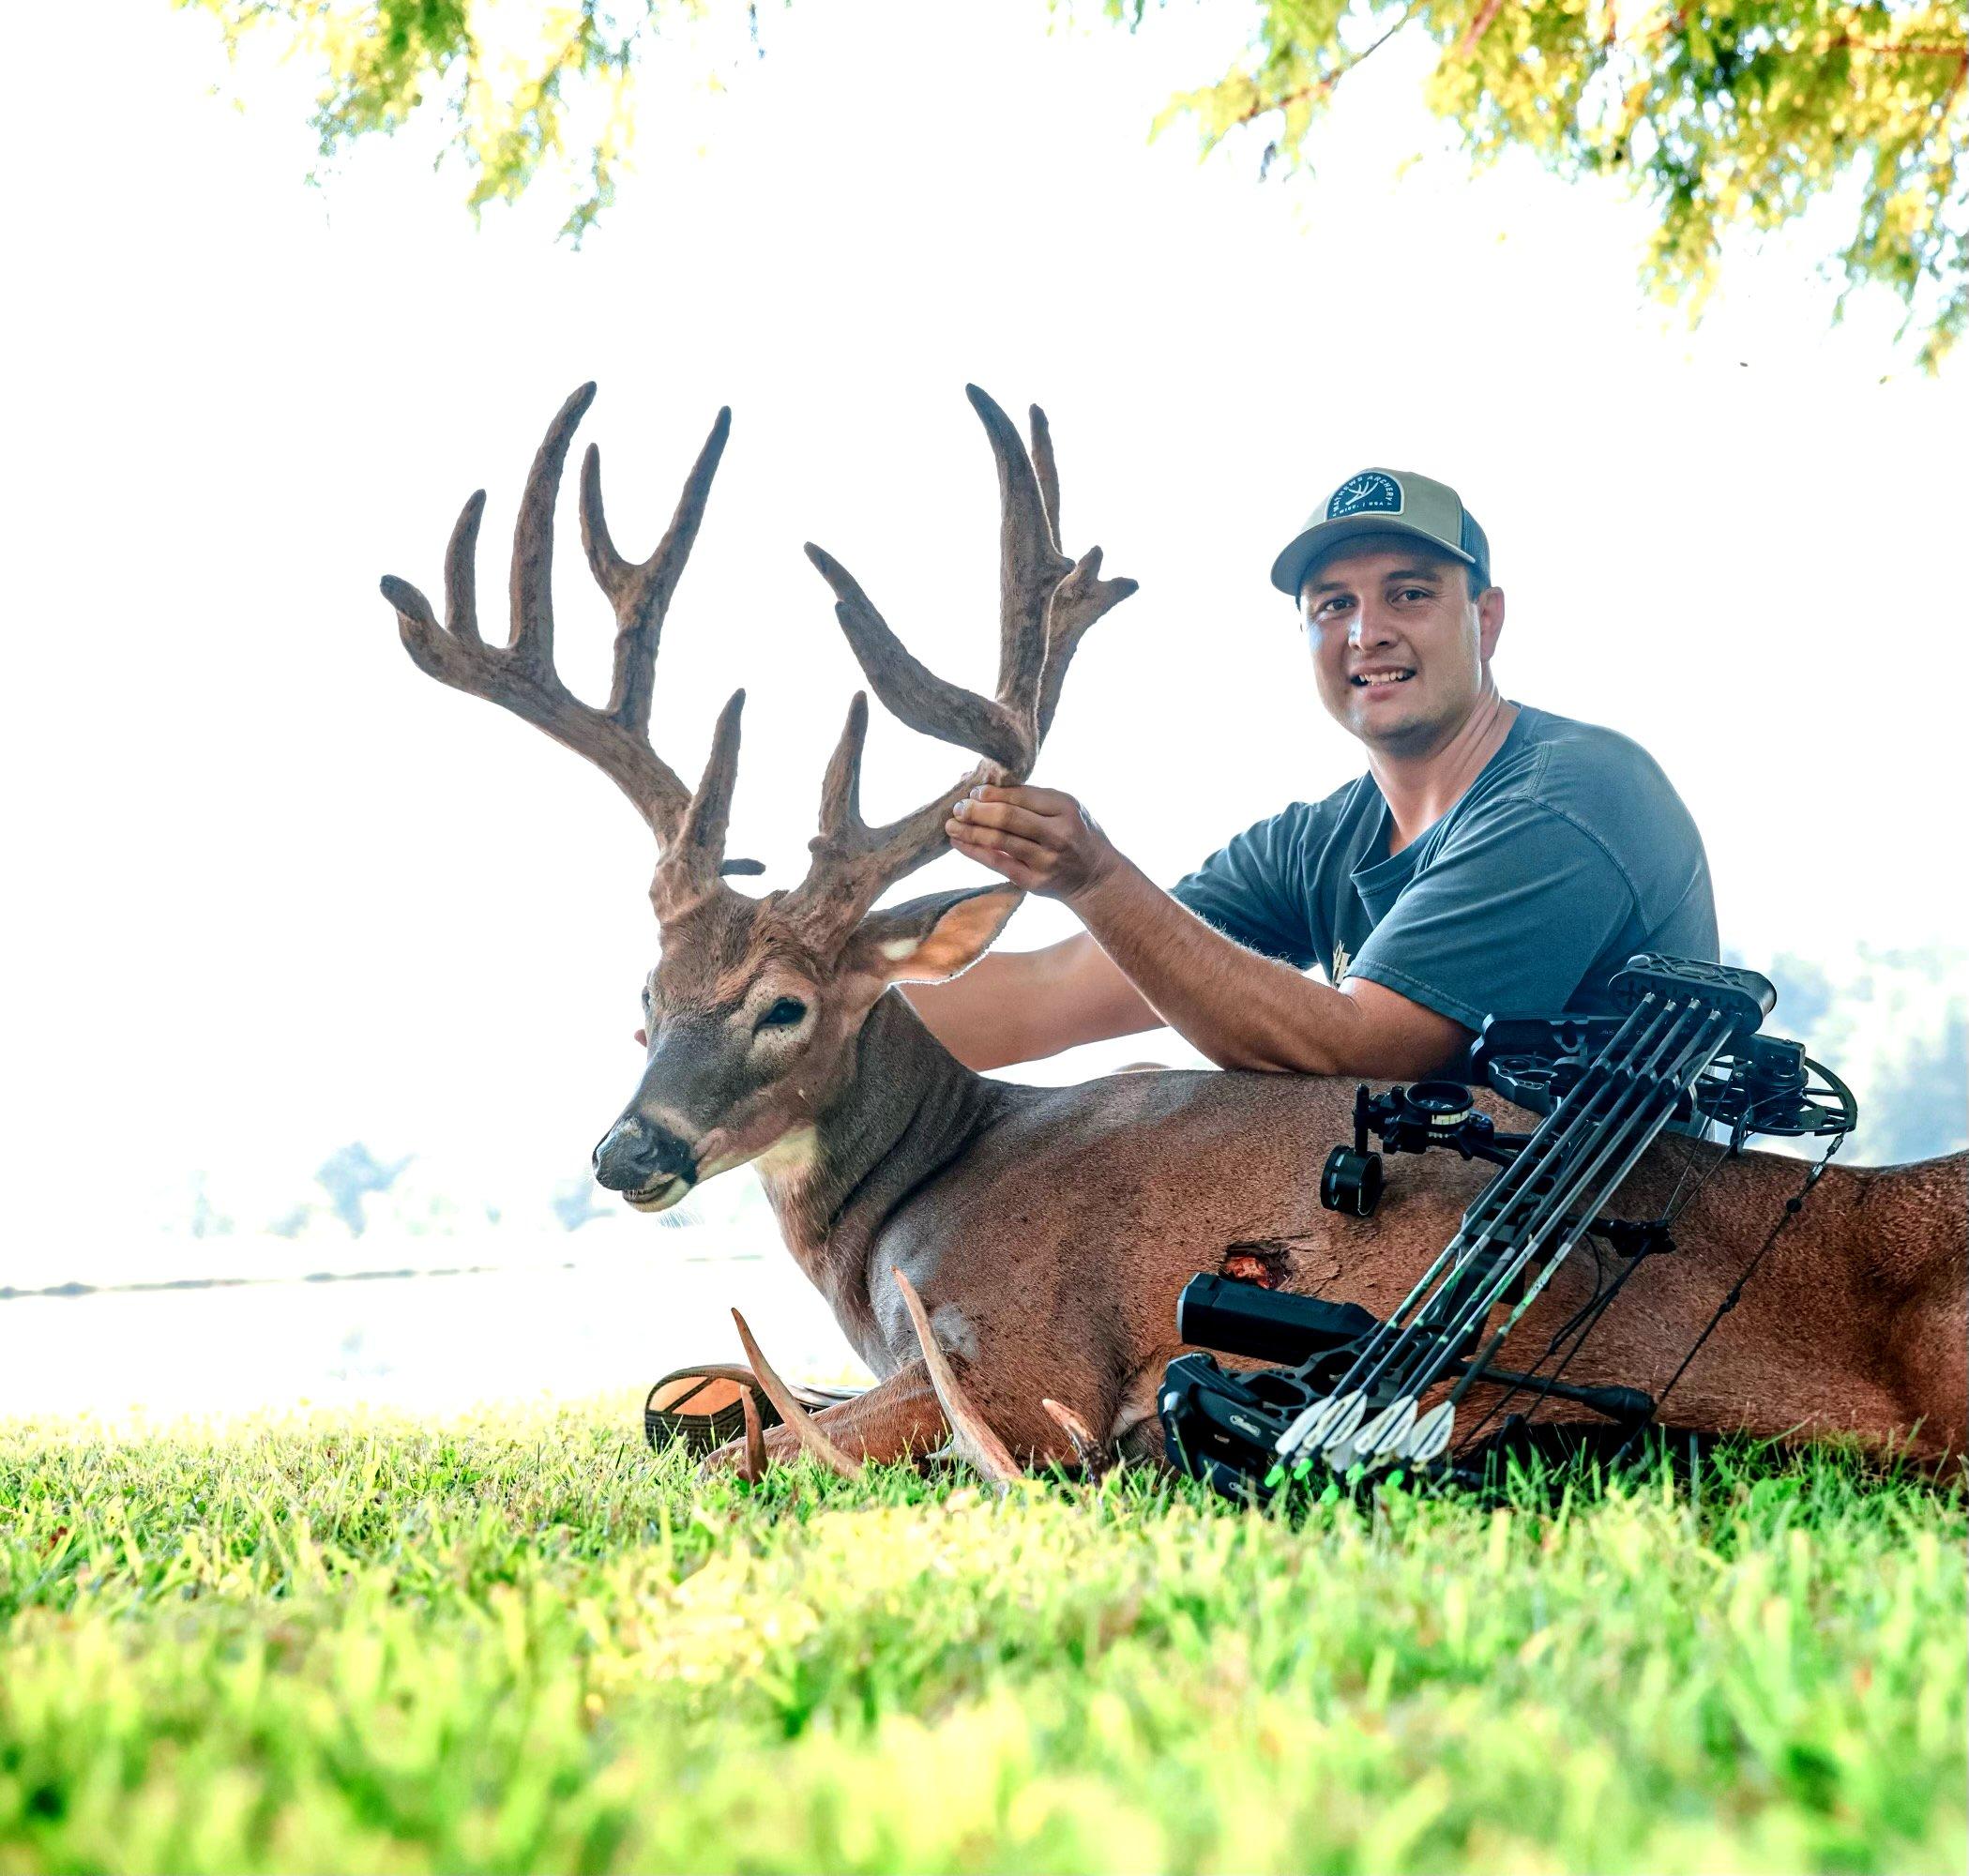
{"left": 592, "top": 1113, "right": 698, "bottom": 1210}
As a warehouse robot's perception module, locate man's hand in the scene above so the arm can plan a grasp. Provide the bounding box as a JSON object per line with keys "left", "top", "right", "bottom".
{"left": 946, "top": 784, "right": 1119, "bottom": 900}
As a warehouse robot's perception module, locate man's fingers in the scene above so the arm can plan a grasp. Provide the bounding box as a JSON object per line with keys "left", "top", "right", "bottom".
{"left": 970, "top": 783, "right": 1077, "bottom": 816}
{"left": 948, "top": 825, "right": 1053, "bottom": 869}
{"left": 947, "top": 826, "right": 1052, "bottom": 886}
{"left": 951, "top": 798, "right": 1057, "bottom": 843}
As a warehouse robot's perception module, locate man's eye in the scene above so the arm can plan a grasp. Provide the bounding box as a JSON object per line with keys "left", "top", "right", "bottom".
{"left": 755, "top": 997, "right": 808, "bottom": 1032}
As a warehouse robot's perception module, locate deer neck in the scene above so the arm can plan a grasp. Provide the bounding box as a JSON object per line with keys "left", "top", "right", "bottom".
{"left": 753, "top": 990, "right": 1008, "bottom": 1309}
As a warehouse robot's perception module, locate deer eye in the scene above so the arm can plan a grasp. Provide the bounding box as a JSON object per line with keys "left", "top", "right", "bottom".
{"left": 755, "top": 996, "right": 808, "bottom": 1033}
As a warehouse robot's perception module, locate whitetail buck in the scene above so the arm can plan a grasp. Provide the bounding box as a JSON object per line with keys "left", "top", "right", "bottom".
{"left": 384, "top": 385, "right": 1967, "bottom": 1478}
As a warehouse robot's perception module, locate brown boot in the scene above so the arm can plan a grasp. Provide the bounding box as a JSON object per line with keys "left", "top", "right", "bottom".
{"left": 644, "top": 1364, "right": 863, "bottom": 1456}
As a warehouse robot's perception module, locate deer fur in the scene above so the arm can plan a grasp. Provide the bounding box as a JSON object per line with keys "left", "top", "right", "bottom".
{"left": 729, "top": 992, "right": 1967, "bottom": 1475}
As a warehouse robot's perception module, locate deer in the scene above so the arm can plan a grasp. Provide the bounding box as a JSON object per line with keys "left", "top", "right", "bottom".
{"left": 382, "top": 384, "right": 1968, "bottom": 1482}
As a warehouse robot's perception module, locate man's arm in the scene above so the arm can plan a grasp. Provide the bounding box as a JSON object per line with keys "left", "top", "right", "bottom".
{"left": 902, "top": 932, "right": 1160, "bottom": 1071}
{"left": 945, "top": 787, "right": 1472, "bottom": 1080}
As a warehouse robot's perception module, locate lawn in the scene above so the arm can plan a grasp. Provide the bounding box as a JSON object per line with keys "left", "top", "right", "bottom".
{"left": 1, "top": 1398, "right": 1962, "bottom": 1874}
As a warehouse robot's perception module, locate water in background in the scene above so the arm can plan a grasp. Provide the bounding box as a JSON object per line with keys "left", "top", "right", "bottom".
{"left": 0, "top": 1223, "right": 868, "bottom": 1423}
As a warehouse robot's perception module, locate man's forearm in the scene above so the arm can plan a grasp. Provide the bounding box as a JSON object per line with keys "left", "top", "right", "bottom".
{"left": 1068, "top": 856, "right": 1442, "bottom": 1079}
{"left": 902, "top": 951, "right": 1044, "bottom": 1070}
{"left": 937, "top": 781, "right": 1466, "bottom": 1080}
{"left": 902, "top": 936, "right": 1157, "bottom": 1071}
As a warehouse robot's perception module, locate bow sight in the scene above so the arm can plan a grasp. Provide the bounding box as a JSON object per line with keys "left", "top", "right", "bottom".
{"left": 1159, "top": 954, "right": 1857, "bottom": 1500}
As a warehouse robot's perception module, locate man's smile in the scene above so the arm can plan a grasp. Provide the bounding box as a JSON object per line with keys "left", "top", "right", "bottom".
{"left": 1351, "top": 665, "right": 1416, "bottom": 688}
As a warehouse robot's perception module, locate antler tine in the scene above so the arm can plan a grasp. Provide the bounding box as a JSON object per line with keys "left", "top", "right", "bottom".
{"left": 966, "top": 385, "right": 1074, "bottom": 719}
{"left": 444, "top": 490, "right": 487, "bottom": 643}
{"left": 1025, "top": 400, "right": 1138, "bottom": 744}
{"left": 582, "top": 406, "right": 733, "bottom": 736}
{"left": 1040, "top": 1398, "right": 1113, "bottom": 1480}
{"left": 803, "top": 544, "right": 1028, "bottom": 770}
{"left": 655, "top": 689, "right": 748, "bottom": 916}
{"left": 507, "top": 382, "right": 595, "bottom": 676}
{"left": 1028, "top": 404, "right": 1063, "bottom": 552}
{"left": 817, "top": 690, "right": 871, "bottom": 840}
{"left": 1039, "top": 549, "right": 1139, "bottom": 744}
{"left": 738, "top": 1387, "right": 767, "bottom": 1484}
{"left": 787, "top": 691, "right": 961, "bottom": 935}
{"left": 893, "top": 1271, "right": 1022, "bottom": 1486}
{"left": 731, "top": 1309, "right": 866, "bottom": 1480}
{"left": 383, "top": 385, "right": 733, "bottom": 850}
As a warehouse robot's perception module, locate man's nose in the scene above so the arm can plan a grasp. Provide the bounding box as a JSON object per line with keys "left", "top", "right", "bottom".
{"left": 1348, "top": 600, "right": 1399, "bottom": 648}
{"left": 591, "top": 1113, "right": 697, "bottom": 1190}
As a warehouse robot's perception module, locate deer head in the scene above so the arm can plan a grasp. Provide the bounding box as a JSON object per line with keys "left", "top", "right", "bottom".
{"left": 382, "top": 383, "right": 1135, "bottom": 1214}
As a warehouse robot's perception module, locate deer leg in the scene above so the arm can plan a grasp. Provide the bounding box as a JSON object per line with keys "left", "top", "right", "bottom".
{"left": 699, "top": 1359, "right": 948, "bottom": 1477}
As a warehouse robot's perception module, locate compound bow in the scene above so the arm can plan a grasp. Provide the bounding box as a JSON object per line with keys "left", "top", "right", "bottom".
{"left": 1159, "top": 954, "right": 1857, "bottom": 1499}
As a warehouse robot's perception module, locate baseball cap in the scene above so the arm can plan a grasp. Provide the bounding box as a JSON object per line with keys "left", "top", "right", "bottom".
{"left": 1269, "top": 468, "right": 1492, "bottom": 599}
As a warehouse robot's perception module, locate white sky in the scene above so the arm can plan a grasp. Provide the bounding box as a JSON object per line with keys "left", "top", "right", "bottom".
{"left": 5, "top": 0, "right": 1964, "bottom": 1238}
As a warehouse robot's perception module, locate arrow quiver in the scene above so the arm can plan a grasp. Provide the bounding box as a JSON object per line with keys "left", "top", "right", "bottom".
{"left": 1159, "top": 954, "right": 1857, "bottom": 1501}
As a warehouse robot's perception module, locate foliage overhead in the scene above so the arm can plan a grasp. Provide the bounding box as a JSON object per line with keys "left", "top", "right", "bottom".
{"left": 1140, "top": 0, "right": 1968, "bottom": 367}
{"left": 176, "top": 0, "right": 1968, "bottom": 362}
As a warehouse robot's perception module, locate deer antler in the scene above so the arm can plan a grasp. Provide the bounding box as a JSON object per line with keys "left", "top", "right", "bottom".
{"left": 380, "top": 384, "right": 758, "bottom": 917}
{"left": 892, "top": 1270, "right": 1022, "bottom": 1485}
{"left": 1040, "top": 1398, "right": 1114, "bottom": 1480}
{"left": 783, "top": 387, "right": 1137, "bottom": 942}
{"left": 730, "top": 1309, "right": 866, "bottom": 1480}
{"left": 738, "top": 1387, "right": 767, "bottom": 1485}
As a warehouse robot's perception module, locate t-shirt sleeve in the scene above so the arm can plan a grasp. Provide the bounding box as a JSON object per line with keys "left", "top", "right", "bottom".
{"left": 1168, "top": 809, "right": 1320, "bottom": 970}
{"left": 1344, "top": 801, "right": 1635, "bottom": 1029}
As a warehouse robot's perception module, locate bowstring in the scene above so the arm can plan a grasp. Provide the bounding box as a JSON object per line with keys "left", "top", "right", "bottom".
{"left": 1447, "top": 1125, "right": 1734, "bottom": 1458}
{"left": 1606, "top": 1127, "right": 1846, "bottom": 1472}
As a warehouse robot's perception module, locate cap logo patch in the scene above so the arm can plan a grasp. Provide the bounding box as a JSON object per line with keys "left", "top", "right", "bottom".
{"left": 1326, "top": 472, "right": 1402, "bottom": 521}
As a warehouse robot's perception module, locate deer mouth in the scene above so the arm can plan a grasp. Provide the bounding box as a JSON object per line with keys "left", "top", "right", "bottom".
{"left": 625, "top": 1172, "right": 695, "bottom": 1213}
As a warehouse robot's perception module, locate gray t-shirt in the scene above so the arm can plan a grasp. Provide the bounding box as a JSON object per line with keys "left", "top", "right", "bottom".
{"left": 1170, "top": 705, "right": 1717, "bottom": 1034}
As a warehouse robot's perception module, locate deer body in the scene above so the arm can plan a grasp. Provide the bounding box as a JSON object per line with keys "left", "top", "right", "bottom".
{"left": 748, "top": 992, "right": 1967, "bottom": 1471}
{"left": 384, "top": 384, "right": 1966, "bottom": 1482}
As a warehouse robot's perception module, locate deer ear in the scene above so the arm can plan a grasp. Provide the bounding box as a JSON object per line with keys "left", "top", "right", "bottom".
{"left": 844, "top": 884, "right": 1022, "bottom": 985}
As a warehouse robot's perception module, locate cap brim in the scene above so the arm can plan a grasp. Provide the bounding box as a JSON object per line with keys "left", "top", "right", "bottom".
{"left": 1269, "top": 516, "right": 1476, "bottom": 599}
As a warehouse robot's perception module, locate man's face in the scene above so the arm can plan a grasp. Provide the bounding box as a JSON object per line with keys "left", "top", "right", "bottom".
{"left": 1299, "top": 538, "right": 1503, "bottom": 755}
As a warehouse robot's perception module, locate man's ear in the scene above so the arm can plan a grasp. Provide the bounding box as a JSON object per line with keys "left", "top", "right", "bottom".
{"left": 1477, "top": 585, "right": 1505, "bottom": 663}
{"left": 843, "top": 884, "right": 1023, "bottom": 986}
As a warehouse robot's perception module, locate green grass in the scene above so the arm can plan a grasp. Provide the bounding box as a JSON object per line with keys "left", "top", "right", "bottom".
{"left": 1, "top": 1399, "right": 1962, "bottom": 1875}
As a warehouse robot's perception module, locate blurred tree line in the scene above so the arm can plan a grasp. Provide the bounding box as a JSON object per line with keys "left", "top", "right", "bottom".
{"left": 1753, "top": 946, "right": 1967, "bottom": 1165}
{"left": 174, "top": 0, "right": 1966, "bottom": 363}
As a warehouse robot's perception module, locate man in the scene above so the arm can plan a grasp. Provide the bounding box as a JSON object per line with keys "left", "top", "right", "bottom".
{"left": 905, "top": 466, "right": 1717, "bottom": 1079}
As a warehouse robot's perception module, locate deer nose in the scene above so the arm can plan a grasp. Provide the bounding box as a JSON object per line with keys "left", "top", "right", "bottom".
{"left": 591, "top": 1114, "right": 697, "bottom": 1191}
